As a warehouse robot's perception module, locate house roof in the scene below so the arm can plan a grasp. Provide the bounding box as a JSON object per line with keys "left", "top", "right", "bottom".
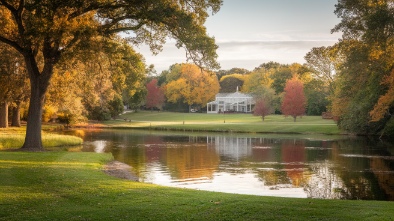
{"left": 215, "top": 91, "right": 253, "bottom": 99}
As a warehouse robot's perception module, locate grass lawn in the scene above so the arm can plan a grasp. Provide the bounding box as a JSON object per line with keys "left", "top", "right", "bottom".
{"left": 0, "top": 126, "right": 83, "bottom": 150}
{"left": 102, "top": 111, "right": 342, "bottom": 135}
{"left": 0, "top": 151, "right": 393, "bottom": 221}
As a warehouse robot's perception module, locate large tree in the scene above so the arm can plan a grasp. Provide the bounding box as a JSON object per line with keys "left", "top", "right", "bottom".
{"left": 165, "top": 63, "right": 220, "bottom": 110}
{"left": 0, "top": 0, "right": 221, "bottom": 150}
{"left": 331, "top": 0, "right": 394, "bottom": 135}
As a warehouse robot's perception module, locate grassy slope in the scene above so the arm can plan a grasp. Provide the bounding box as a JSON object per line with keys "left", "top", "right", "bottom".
{"left": 103, "top": 111, "right": 342, "bottom": 135}
{"left": 0, "top": 151, "right": 393, "bottom": 221}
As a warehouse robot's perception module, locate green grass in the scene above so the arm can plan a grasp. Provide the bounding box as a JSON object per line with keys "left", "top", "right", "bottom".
{"left": 0, "top": 151, "right": 392, "bottom": 221}
{"left": 104, "top": 111, "right": 342, "bottom": 135}
{"left": 0, "top": 127, "right": 83, "bottom": 150}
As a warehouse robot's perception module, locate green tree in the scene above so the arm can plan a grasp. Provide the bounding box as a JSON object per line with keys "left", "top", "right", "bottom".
{"left": 0, "top": 0, "right": 221, "bottom": 150}
{"left": 219, "top": 74, "right": 245, "bottom": 93}
{"left": 305, "top": 46, "right": 339, "bottom": 94}
{"left": 331, "top": 0, "right": 394, "bottom": 135}
{"left": 216, "top": 67, "right": 250, "bottom": 80}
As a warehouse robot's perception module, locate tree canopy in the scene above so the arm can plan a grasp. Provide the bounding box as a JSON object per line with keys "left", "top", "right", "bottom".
{"left": 281, "top": 76, "right": 306, "bottom": 122}
{"left": 165, "top": 63, "right": 219, "bottom": 110}
{"left": 0, "top": 0, "right": 222, "bottom": 150}
{"left": 330, "top": 0, "right": 394, "bottom": 135}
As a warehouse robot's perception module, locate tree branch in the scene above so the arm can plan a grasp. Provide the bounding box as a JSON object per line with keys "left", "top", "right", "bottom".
{"left": 0, "top": 35, "right": 24, "bottom": 54}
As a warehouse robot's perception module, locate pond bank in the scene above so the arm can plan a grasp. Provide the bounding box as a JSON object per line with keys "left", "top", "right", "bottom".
{"left": 103, "top": 160, "right": 139, "bottom": 181}
{"left": 0, "top": 151, "right": 392, "bottom": 220}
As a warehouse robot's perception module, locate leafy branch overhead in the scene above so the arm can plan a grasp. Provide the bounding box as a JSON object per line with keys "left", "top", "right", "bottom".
{"left": 0, "top": 0, "right": 221, "bottom": 70}
{"left": 0, "top": 0, "right": 222, "bottom": 150}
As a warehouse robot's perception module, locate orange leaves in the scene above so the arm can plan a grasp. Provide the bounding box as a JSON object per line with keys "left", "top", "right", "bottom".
{"left": 145, "top": 79, "right": 165, "bottom": 109}
{"left": 165, "top": 63, "right": 219, "bottom": 106}
{"left": 281, "top": 76, "right": 306, "bottom": 121}
{"left": 370, "top": 69, "right": 394, "bottom": 122}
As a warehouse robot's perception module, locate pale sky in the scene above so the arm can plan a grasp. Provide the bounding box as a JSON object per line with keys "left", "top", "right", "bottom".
{"left": 137, "top": 0, "right": 342, "bottom": 73}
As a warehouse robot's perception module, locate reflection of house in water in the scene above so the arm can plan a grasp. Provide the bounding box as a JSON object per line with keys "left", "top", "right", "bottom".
{"left": 207, "top": 136, "right": 253, "bottom": 160}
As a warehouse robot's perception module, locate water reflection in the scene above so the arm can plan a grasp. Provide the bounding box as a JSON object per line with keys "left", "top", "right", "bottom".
{"left": 73, "top": 130, "right": 394, "bottom": 200}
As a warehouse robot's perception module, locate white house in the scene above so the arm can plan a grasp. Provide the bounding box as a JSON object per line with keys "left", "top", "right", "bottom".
{"left": 207, "top": 91, "right": 254, "bottom": 114}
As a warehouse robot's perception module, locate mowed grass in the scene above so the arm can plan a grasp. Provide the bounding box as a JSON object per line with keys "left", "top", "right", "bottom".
{"left": 104, "top": 111, "right": 342, "bottom": 135}
{"left": 0, "top": 126, "right": 83, "bottom": 150}
{"left": 0, "top": 151, "right": 393, "bottom": 221}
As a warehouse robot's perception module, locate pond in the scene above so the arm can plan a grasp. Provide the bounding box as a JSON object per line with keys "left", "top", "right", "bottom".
{"left": 69, "top": 129, "right": 394, "bottom": 201}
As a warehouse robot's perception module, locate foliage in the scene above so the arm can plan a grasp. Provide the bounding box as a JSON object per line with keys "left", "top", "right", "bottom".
{"left": 219, "top": 74, "right": 245, "bottom": 93}
{"left": 305, "top": 46, "right": 339, "bottom": 94}
{"left": 0, "top": 0, "right": 222, "bottom": 150}
{"left": 108, "top": 94, "right": 125, "bottom": 118}
{"left": 270, "top": 66, "right": 292, "bottom": 94}
{"left": 216, "top": 67, "right": 250, "bottom": 80}
{"left": 304, "top": 79, "right": 329, "bottom": 115}
{"left": 330, "top": 0, "right": 394, "bottom": 135}
{"left": 243, "top": 68, "right": 273, "bottom": 96}
{"left": 0, "top": 43, "right": 29, "bottom": 127}
{"left": 281, "top": 76, "right": 306, "bottom": 122}
{"left": 145, "top": 79, "right": 166, "bottom": 110}
{"left": 165, "top": 63, "right": 220, "bottom": 109}
{"left": 253, "top": 98, "right": 273, "bottom": 121}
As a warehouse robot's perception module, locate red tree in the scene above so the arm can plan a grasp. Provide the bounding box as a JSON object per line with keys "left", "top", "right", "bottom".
{"left": 253, "top": 99, "right": 272, "bottom": 121}
{"left": 281, "top": 77, "right": 306, "bottom": 122}
{"left": 145, "top": 79, "right": 165, "bottom": 110}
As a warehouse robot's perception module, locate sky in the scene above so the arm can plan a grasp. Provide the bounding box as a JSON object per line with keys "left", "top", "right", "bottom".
{"left": 136, "top": 0, "right": 342, "bottom": 74}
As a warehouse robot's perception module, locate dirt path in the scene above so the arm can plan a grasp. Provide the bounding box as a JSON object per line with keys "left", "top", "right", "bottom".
{"left": 103, "top": 161, "right": 139, "bottom": 181}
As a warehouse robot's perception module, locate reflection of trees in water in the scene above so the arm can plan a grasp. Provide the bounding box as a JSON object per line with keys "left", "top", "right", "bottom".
{"left": 257, "top": 170, "right": 291, "bottom": 186}
{"left": 331, "top": 139, "right": 394, "bottom": 200}
{"left": 281, "top": 140, "right": 308, "bottom": 187}
{"left": 83, "top": 131, "right": 394, "bottom": 200}
{"left": 304, "top": 161, "right": 346, "bottom": 199}
{"left": 163, "top": 144, "right": 220, "bottom": 180}
{"left": 370, "top": 158, "right": 394, "bottom": 200}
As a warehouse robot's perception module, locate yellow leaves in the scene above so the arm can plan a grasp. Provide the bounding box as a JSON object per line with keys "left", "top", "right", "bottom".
{"left": 370, "top": 69, "right": 394, "bottom": 122}
{"left": 165, "top": 63, "right": 219, "bottom": 106}
{"left": 0, "top": 8, "right": 17, "bottom": 39}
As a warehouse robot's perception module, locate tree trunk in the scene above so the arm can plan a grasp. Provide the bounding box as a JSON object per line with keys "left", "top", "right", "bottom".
{"left": 20, "top": 53, "right": 54, "bottom": 151}
{"left": 21, "top": 75, "right": 45, "bottom": 151}
{"left": 11, "top": 104, "right": 21, "bottom": 127}
{"left": 0, "top": 102, "right": 8, "bottom": 128}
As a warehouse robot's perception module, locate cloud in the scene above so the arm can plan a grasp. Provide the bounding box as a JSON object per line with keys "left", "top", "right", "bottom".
{"left": 213, "top": 40, "right": 339, "bottom": 70}
{"left": 137, "top": 40, "right": 339, "bottom": 73}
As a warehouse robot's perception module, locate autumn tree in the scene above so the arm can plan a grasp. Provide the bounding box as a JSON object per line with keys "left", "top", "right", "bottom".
{"left": 0, "top": 43, "right": 28, "bottom": 128}
{"left": 145, "top": 79, "right": 165, "bottom": 110}
{"left": 281, "top": 76, "right": 306, "bottom": 122}
{"left": 330, "top": 0, "right": 394, "bottom": 135}
{"left": 165, "top": 63, "right": 220, "bottom": 111}
{"left": 253, "top": 88, "right": 275, "bottom": 121}
{"left": 0, "top": 0, "right": 221, "bottom": 150}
